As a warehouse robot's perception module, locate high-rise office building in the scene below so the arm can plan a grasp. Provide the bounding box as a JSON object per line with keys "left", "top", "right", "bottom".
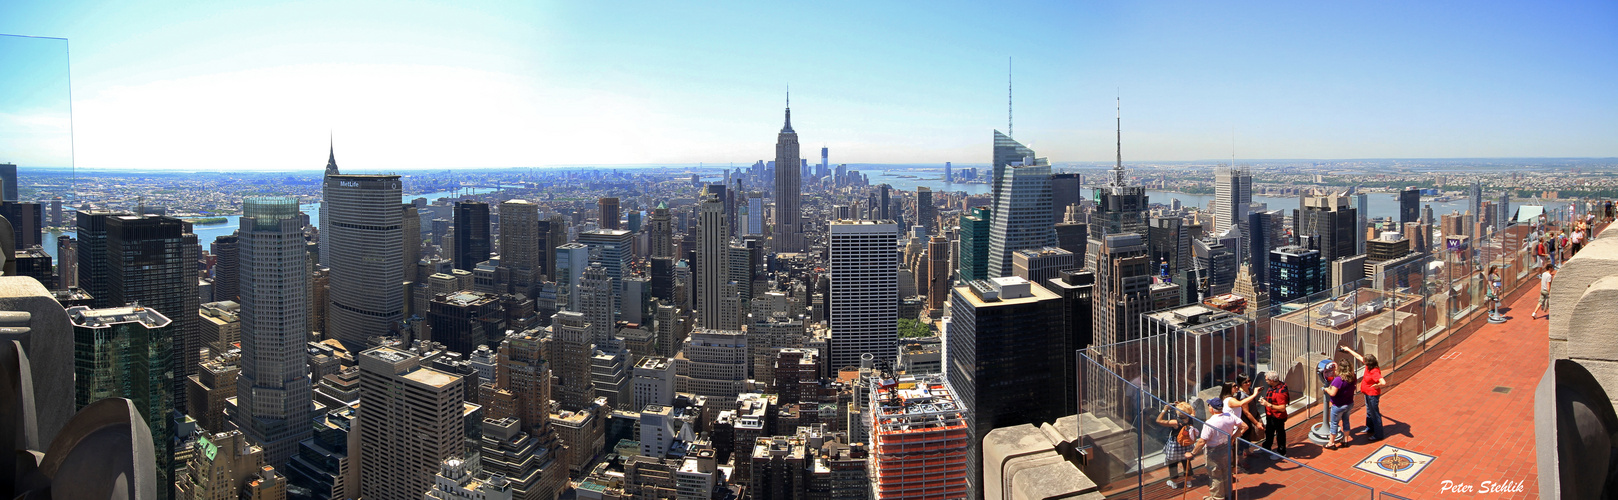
{"left": 1400, "top": 187, "right": 1422, "bottom": 225}
{"left": 0, "top": 201, "right": 43, "bottom": 250}
{"left": 1050, "top": 173, "right": 1082, "bottom": 224}
{"left": 773, "top": 95, "right": 805, "bottom": 252}
{"left": 454, "top": 201, "right": 492, "bottom": 272}
{"left": 650, "top": 202, "right": 674, "bottom": 259}
{"left": 1246, "top": 209, "right": 1287, "bottom": 284}
{"left": 990, "top": 131, "right": 1035, "bottom": 210}
{"left": 68, "top": 304, "right": 175, "bottom": 499}
{"left": 539, "top": 215, "right": 567, "bottom": 280}
{"left": 827, "top": 220, "right": 899, "bottom": 370}
{"left": 675, "top": 328, "right": 748, "bottom": 410}
{"left": 1270, "top": 245, "right": 1325, "bottom": 302}
{"left": 1213, "top": 167, "right": 1252, "bottom": 235}
{"left": 76, "top": 210, "right": 131, "bottom": 308}
{"left": 1468, "top": 182, "right": 1483, "bottom": 227}
{"left": 956, "top": 207, "right": 992, "bottom": 283}
{"left": 283, "top": 406, "right": 362, "bottom": 500}
{"left": 0, "top": 162, "right": 16, "bottom": 202}
{"left": 578, "top": 263, "right": 616, "bottom": 349}
{"left": 403, "top": 204, "right": 421, "bottom": 283}
{"left": 1091, "top": 233, "right": 1152, "bottom": 347}
{"left": 696, "top": 194, "right": 731, "bottom": 329}
{"left": 599, "top": 197, "right": 620, "bottom": 230}
{"left": 552, "top": 310, "right": 597, "bottom": 411}
{"left": 324, "top": 167, "right": 404, "bottom": 350}
{"left": 1294, "top": 194, "right": 1358, "bottom": 283}
{"left": 1011, "top": 247, "right": 1075, "bottom": 287}
{"left": 987, "top": 159, "right": 1055, "bottom": 278}
{"left": 234, "top": 197, "right": 312, "bottom": 467}
{"left": 211, "top": 234, "right": 239, "bottom": 302}
{"left": 501, "top": 200, "right": 541, "bottom": 288}
{"left": 945, "top": 277, "right": 1064, "bottom": 499}
{"left": 358, "top": 346, "right": 468, "bottom": 500}
{"left": 916, "top": 187, "right": 936, "bottom": 234}
{"left": 926, "top": 236, "right": 950, "bottom": 312}
{"left": 578, "top": 228, "right": 633, "bottom": 321}
{"left": 428, "top": 291, "right": 504, "bottom": 355}
{"left": 104, "top": 214, "right": 199, "bottom": 414}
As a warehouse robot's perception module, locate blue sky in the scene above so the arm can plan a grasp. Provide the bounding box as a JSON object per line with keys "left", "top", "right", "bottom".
{"left": 1, "top": 0, "right": 1614, "bottom": 170}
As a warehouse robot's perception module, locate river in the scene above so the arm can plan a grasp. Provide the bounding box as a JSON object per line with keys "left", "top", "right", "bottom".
{"left": 42, "top": 188, "right": 499, "bottom": 262}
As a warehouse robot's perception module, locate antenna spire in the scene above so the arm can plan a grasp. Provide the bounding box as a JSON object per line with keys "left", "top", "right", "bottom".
{"left": 1113, "top": 93, "right": 1124, "bottom": 186}
{"left": 1008, "top": 57, "right": 1013, "bottom": 139}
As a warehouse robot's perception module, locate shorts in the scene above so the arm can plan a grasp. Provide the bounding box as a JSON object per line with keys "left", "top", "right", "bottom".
{"left": 1539, "top": 289, "right": 1551, "bottom": 308}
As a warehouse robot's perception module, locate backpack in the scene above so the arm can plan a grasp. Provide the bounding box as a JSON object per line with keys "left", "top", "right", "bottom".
{"left": 1176, "top": 425, "right": 1197, "bottom": 446}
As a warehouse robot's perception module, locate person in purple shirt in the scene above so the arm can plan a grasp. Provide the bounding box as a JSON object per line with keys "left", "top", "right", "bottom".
{"left": 1323, "top": 363, "right": 1358, "bottom": 449}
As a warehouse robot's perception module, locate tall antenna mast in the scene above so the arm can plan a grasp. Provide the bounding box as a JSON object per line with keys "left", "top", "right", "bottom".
{"left": 1113, "top": 93, "right": 1125, "bottom": 186}
{"left": 1008, "top": 57, "right": 1013, "bottom": 138}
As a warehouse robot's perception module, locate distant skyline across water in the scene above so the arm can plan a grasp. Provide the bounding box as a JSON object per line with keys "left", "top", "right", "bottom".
{"left": 2, "top": 2, "right": 1614, "bottom": 170}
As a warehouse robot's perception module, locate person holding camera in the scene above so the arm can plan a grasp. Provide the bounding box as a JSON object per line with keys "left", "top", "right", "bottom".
{"left": 1155, "top": 401, "right": 1197, "bottom": 489}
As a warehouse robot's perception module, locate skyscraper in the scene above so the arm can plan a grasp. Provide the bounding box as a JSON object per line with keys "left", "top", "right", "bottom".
{"left": 956, "top": 207, "right": 992, "bottom": 283}
{"left": 104, "top": 214, "right": 199, "bottom": 413}
{"left": 827, "top": 220, "right": 899, "bottom": 369}
{"left": 0, "top": 201, "right": 43, "bottom": 249}
{"left": 211, "top": 234, "right": 240, "bottom": 302}
{"left": 234, "top": 197, "right": 312, "bottom": 467}
{"left": 540, "top": 215, "right": 567, "bottom": 280}
{"left": 986, "top": 159, "right": 1055, "bottom": 278}
{"left": 358, "top": 347, "right": 468, "bottom": 500}
{"left": 0, "top": 162, "right": 15, "bottom": 202}
{"left": 1400, "top": 187, "right": 1422, "bottom": 225}
{"left": 1213, "top": 167, "right": 1252, "bottom": 235}
{"left": 773, "top": 93, "right": 805, "bottom": 252}
{"left": 403, "top": 204, "right": 421, "bottom": 283}
{"left": 1246, "top": 209, "right": 1287, "bottom": 284}
{"left": 324, "top": 168, "right": 404, "bottom": 350}
{"left": 926, "top": 236, "right": 950, "bottom": 312}
{"left": 945, "top": 277, "right": 1064, "bottom": 499}
{"left": 551, "top": 310, "right": 596, "bottom": 411}
{"left": 578, "top": 228, "right": 633, "bottom": 321}
{"left": 696, "top": 193, "right": 731, "bottom": 329}
{"left": 1091, "top": 233, "right": 1152, "bottom": 347}
{"left": 916, "top": 187, "right": 936, "bottom": 234}
{"left": 454, "top": 201, "right": 492, "bottom": 271}
{"left": 68, "top": 304, "right": 175, "bottom": 499}
{"left": 990, "top": 131, "right": 1035, "bottom": 210}
{"left": 649, "top": 202, "right": 674, "bottom": 259}
{"left": 76, "top": 210, "right": 133, "bottom": 308}
{"left": 500, "top": 200, "right": 541, "bottom": 287}
{"left": 1294, "top": 194, "right": 1358, "bottom": 283}
{"left": 1270, "top": 245, "right": 1325, "bottom": 302}
{"left": 599, "top": 197, "right": 620, "bottom": 230}
{"left": 1050, "top": 173, "right": 1082, "bottom": 224}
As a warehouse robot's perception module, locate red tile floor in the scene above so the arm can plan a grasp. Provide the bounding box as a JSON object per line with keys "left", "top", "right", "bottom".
{"left": 1110, "top": 277, "right": 1547, "bottom": 499}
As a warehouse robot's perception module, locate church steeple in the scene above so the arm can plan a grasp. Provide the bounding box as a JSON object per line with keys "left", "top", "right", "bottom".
{"left": 325, "top": 133, "right": 340, "bottom": 176}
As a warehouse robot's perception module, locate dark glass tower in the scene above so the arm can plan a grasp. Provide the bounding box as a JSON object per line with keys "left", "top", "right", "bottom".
{"left": 454, "top": 201, "right": 492, "bottom": 271}
{"left": 104, "top": 214, "right": 198, "bottom": 414}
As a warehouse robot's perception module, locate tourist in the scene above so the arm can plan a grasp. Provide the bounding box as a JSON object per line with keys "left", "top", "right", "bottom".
{"left": 1323, "top": 362, "right": 1357, "bottom": 449}
{"left": 1532, "top": 263, "right": 1556, "bottom": 319}
{"left": 1230, "top": 374, "right": 1264, "bottom": 469}
{"left": 1260, "top": 371, "right": 1289, "bottom": 457}
{"left": 1188, "top": 397, "right": 1247, "bottom": 500}
{"left": 1341, "top": 346, "right": 1387, "bottom": 441}
{"left": 1155, "top": 401, "right": 1197, "bottom": 489}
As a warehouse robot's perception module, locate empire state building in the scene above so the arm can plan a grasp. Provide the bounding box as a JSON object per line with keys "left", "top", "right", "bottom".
{"left": 773, "top": 93, "right": 805, "bottom": 252}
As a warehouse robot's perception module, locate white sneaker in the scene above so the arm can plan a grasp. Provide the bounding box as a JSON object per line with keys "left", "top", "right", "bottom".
{"left": 1166, "top": 479, "right": 1179, "bottom": 489}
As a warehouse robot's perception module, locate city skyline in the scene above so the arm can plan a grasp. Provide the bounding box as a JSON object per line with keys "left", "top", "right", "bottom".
{"left": 0, "top": 1, "right": 1614, "bottom": 170}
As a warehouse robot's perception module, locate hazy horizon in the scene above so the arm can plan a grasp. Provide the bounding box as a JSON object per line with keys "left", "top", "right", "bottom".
{"left": 3, "top": 1, "right": 1615, "bottom": 170}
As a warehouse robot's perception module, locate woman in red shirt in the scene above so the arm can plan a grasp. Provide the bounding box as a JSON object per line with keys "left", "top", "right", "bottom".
{"left": 1341, "top": 346, "right": 1387, "bottom": 441}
